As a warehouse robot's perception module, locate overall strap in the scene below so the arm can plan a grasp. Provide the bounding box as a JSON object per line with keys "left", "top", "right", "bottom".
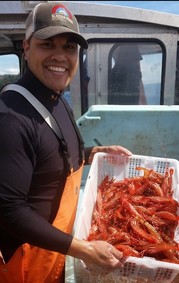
{"left": 60, "top": 95, "right": 85, "bottom": 165}
{"left": 1, "top": 84, "right": 72, "bottom": 173}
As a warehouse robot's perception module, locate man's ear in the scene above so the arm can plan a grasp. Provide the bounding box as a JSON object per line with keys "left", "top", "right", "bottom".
{"left": 23, "top": 39, "right": 30, "bottom": 60}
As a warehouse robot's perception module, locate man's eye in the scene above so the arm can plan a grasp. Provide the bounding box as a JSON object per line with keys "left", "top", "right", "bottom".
{"left": 66, "top": 43, "right": 77, "bottom": 50}
{"left": 42, "top": 42, "right": 52, "bottom": 48}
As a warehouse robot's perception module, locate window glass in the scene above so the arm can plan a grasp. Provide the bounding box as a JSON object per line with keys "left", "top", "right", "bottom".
{"left": 174, "top": 44, "right": 179, "bottom": 104}
{"left": 81, "top": 41, "right": 163, "bottom": 112}
{"left": 63, "top": 86, "right": 72, "bottom": 107}
{"left": 0, "top": 54, "right": 20, "bottom": 89}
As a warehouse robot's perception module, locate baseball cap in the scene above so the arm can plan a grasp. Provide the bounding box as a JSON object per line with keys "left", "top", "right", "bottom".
{"left": 25, "top": 2, "right": 88, "bottom": 49}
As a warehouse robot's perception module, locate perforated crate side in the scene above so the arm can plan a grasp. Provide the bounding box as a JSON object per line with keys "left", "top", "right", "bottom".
{"left": 75, "top": 153, "right": 179, "bottom": 283}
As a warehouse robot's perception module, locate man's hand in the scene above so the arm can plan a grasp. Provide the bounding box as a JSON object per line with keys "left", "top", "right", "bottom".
{"left": 67, "top": 238, "right": 126, "bottom": 273}
{"left": 87, "top": 145, "right": 132, "bottom": 165}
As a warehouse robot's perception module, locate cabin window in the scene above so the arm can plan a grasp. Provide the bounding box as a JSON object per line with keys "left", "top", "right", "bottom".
{"left": 108, "top": 43, "right": 162, "bottom": 105}
{"left": 0, "top": 54, "right": 20, "bottom": 89}
{"left": 80, "top": 41, "right": 163, "bottom": 113}
{"left": 63, "top": 85, "right": 72, "bottom": 107}
{"left": 174, "top": 44, "right": 179, "bottom": 104}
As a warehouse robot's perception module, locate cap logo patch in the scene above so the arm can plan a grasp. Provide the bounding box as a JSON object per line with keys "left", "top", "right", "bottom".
{"left": 51, "top": 4, "right": 73, "bottom": 24}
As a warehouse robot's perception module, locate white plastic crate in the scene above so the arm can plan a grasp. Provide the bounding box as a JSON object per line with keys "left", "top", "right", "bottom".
{"left": 74, "top": 153, "right": 179, "bottom": 283}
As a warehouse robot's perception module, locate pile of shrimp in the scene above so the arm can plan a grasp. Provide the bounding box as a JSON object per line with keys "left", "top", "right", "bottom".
{"left": 87, "top": 166, "right": 179, "bottom": 263}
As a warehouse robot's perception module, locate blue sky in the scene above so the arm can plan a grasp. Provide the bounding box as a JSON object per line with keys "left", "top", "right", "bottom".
{"left": 96, "top": 1, "right": 179, "bottom": 14}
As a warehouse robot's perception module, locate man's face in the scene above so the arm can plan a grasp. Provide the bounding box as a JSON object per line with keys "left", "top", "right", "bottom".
{"left": 23, "top": 34, "right": 79, "bottom": 93}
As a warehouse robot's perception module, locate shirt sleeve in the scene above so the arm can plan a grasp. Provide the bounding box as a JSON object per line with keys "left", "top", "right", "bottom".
{"left": 0, "top": 111, "right": 73, "bottom": 256}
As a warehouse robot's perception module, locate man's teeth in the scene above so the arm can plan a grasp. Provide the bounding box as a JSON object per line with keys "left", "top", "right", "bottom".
{"left": 48, "top": 66, "right": 65, "bottom": 72}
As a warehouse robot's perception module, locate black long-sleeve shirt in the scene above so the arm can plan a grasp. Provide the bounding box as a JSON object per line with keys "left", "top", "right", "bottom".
{"left": 0, "top": 69, "right": 83, "bottom": 262}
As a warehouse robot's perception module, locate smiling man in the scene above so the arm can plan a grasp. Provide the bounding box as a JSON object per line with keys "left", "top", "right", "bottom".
{"left": 0, "top": 2, "right": 131, "bottom": 283}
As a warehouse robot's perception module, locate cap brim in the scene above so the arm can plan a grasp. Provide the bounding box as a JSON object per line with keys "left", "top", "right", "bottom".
{"left": 33, "top": 26, "right": 88, "bottom": 49}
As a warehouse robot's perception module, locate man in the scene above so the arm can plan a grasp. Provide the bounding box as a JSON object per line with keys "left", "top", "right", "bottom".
{"left": 109, "top": 44, "right": 147, "bottom": 105}
{"left": 0, "top": 2, "right": 131, "bottom": 282}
